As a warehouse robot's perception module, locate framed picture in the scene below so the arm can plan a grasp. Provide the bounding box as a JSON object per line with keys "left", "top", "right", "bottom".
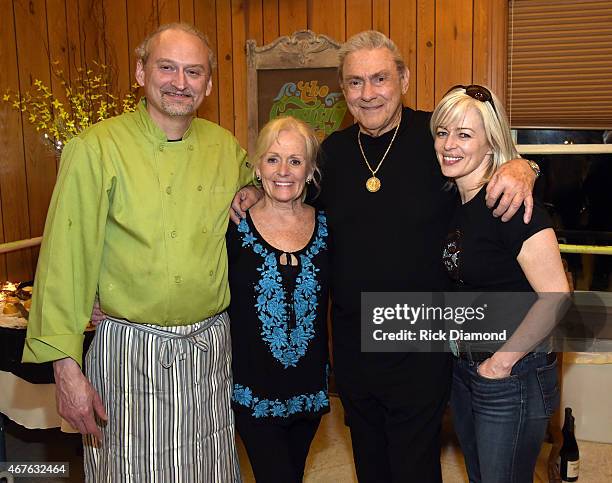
{"left": 246, "top": 30, "right": 352, "bottom": 154}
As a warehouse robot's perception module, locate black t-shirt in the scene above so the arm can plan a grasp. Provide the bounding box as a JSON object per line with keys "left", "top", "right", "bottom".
{"left": 442, "top": 186, "right": 552, "bottom": 292}
{"left": 442, "top": 186, "right": 554, "bottom": 354}
{"left": 318, "top": 107, "right": 458, "bottom": 382}
{"left": 227, "top": 210, "right": 330, "bottom": 423}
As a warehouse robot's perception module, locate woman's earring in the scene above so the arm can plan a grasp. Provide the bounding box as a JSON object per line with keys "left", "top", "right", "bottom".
{"left": 256, "top": 174, "right": 261, "bottom": 181}
{"left": 306, "top": 177, "right": 312, "bottom": 184}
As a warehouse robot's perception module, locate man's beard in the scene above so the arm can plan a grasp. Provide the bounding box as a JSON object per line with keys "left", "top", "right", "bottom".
{"left": 160, "top": 91, "right": 195, "bottom": 116}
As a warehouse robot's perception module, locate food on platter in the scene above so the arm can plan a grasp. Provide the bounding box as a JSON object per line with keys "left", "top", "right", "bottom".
{"left": 0, "top": 280, "right": 32, "bottom": 327}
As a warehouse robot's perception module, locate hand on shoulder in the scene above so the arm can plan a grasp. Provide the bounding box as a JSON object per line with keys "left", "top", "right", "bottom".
{"left": 486, "top": 158, "right": 536, "bottom": 223}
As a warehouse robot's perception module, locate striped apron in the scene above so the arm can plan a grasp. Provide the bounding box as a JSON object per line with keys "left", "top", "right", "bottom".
{"left": 83, "top": 312, "right": 240, "bottom": 482}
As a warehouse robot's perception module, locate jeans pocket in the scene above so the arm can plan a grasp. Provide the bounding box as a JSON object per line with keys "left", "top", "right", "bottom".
{"left": 471, "top": 370, "right": 521, "bottom": 411}
{"left": 475, "top": 361, "right": 516, "bottom": 383}
{"left": 536, "top": 358, "right": 560, "bottom": 417}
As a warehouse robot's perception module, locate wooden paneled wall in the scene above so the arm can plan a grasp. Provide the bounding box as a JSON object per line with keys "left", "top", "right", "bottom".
{"left": 0, "top": 0, "right": 508, "bottom": 282}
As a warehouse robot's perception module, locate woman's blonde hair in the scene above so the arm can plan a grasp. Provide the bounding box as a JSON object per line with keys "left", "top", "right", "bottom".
{"left": 251, "top": 116, "right": 321, "bottom": 199}
{"left": 430, "top": 86, "right": 519, "bottom": 184}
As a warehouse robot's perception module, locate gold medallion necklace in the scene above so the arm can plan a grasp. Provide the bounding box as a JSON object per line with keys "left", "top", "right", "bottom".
{"left": 357, "top": 113, "right": 402, "bottom": 192}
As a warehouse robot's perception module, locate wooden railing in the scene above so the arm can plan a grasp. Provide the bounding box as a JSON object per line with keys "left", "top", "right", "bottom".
{"left": 0, "top": 237, "right": 42, "bottom": 255}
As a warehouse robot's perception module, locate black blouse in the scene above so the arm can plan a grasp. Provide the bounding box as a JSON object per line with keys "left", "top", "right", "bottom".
{"left": 227, "top": 209, "right": 330, "bottom": 423}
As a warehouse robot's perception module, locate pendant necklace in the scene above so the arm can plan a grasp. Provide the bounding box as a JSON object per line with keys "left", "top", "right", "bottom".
{"left": 357, "top": 113, "right": 402, "bottom": 192}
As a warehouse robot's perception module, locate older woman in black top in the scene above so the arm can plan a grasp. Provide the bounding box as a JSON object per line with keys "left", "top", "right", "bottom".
{"left": 226, "top": 116, "right": 328, "bottom": 483}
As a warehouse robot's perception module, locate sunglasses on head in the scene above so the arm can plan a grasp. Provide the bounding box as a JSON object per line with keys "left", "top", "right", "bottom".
{"left": 448, "top": 84, "right": 497, "bottom": 115}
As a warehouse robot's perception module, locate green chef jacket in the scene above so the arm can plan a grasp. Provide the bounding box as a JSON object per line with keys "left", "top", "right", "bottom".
{"left": 23, "top": 99, "right": 252, "bottom": 366}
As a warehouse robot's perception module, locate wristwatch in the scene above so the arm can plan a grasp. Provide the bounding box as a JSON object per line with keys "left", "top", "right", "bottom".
{"left": 526, "top": 159, "right": 541, "bottom": 178}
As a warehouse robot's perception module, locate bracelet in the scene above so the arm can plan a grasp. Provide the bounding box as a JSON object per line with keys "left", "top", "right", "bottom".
{"left": 526, "top": 159, "right": 541, "bottom": 178}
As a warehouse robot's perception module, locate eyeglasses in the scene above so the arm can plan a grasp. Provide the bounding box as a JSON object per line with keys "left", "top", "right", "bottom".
{"left": 447, "top": 84, "right": 497, "bottom": 115}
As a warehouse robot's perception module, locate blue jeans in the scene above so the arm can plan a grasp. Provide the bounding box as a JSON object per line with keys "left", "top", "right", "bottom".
{"left": 450, "top": 352, "right": 560, "bottom": 483}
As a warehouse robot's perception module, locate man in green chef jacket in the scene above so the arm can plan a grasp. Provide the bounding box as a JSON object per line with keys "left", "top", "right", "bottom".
{"left": 23, "top": 23, "right": 250, "bottom": 482}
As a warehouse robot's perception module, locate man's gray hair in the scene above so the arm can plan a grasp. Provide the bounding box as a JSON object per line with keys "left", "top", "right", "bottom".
{"left": 135, "top": 22, "right": 217, "bottom": 70}
{"left": 338, "top": 30, "right": 406, "bottom": 80}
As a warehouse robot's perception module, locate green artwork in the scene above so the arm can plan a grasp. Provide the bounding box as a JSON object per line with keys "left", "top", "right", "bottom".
{"left": 269, "top": 80, "right": 347, "bottom": 139}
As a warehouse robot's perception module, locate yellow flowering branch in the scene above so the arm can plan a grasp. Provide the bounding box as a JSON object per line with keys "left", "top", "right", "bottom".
{"left": 2, "top": 61, "right": 139, "bottom": 153}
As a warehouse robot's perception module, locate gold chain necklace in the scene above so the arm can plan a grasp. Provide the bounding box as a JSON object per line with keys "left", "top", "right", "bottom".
{"left": 357, "top": 114, "right": 402, "bottom": 192}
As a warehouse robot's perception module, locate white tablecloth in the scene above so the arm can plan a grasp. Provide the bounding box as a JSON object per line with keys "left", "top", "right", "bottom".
{"left": 0, "top": 371, "right": 76, "bottom": 432}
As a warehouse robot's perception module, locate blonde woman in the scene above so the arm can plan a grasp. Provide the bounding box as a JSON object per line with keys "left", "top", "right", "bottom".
{"left": 226, "top": 116, "right": 329, "bottom": 482}
{"left": 431, "top": 85, "right": 570, "bottom": 483}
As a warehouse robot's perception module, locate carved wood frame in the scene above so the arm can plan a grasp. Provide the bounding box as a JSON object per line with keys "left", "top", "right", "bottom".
{"left": 246, "top": 30, "right": 342, "bottom": 154}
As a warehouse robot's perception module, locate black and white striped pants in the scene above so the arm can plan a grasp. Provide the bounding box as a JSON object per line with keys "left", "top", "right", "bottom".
{"left": 83, "top": 312, "right": 240, "bottom": 482}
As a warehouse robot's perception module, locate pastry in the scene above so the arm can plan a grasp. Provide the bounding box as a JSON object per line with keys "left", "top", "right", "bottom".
{"left": 3, "top": 302, "right": 20, "bottom": 316}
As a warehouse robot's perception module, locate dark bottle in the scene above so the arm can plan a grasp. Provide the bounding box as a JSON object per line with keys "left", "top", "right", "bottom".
{"left": 559, "top": 407, "right": 580, "bottom": 482}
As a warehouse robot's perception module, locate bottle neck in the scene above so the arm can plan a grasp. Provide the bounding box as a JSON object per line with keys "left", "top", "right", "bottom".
{"left": 563, "top": 410, "right": 575, "bottom": 433}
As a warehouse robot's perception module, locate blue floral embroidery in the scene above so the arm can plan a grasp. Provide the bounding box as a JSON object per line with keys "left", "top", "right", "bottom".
{"left": 238, "top": 212, "right": 328, "bottom": 368}
{"left": 233, "top": 385, "right": 253, "bottom": 406}
{"left": 233, "top": 383, "right": 329, "bottom": 418}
